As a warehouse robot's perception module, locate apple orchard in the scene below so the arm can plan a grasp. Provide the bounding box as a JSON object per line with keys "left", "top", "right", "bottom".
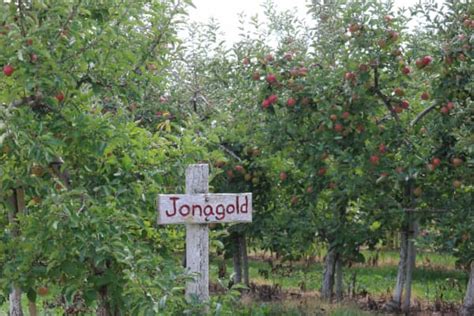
{"left": 0, "top": 0, "right": 473, "bottom": 315}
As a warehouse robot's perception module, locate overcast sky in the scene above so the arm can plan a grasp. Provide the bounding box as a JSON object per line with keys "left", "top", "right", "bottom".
{"left": 185, "top": 0, "right": 445, "bottom": 43}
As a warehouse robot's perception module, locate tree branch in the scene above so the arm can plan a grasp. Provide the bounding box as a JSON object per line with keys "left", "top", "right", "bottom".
{"left": 410, "top": 104, "right": 437, "bottom": 127}
{"left": 219, "top": 144, "right": 242, "bottom": 162}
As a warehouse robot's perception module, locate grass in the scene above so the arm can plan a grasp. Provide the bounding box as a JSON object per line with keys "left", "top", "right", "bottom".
{"left": 1, "top": 250, "right": 467, "bottom": 315}
{"left": 210, "top": 249, "right": 467, "bottom": 305}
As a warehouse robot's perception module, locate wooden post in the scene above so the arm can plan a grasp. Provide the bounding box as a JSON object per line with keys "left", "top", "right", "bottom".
{"left": 185, "top": 164, "right": 209, "bottom": 302}
{"left": 157, "top": 164, "right": 252, "bottom": 302}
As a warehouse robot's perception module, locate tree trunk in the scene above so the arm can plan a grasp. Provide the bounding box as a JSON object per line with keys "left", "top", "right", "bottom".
{"left": 321, "top": 246, "right": 336, "bottom": 301}
{"left": 335, "top": 255, "right": 343, "bottom": 302}
{"left": 97, "top": 286, "right": 111, "bottom": 316}
{"left": 28, "top": 300, "right": 38, "bottom": 316}
{"left": 402, "top": 218, "right": 418, "bottom": 313}
{"left": 9, "top": 285, "right": 23, "bottom": 316}
{"left": 8, "top": 189, "right": 25, "bottom": 316}
{"left": 240, "top": 234, "right": 249, "bottom": 287}
{"left": 385, "top": 229, "right": 408, "bottom": 311}
{"left": 461, "top": 261, "right": 474, "bottom": 316}
{"left": 232, "top": 234, "right": 242, "bottom": 284}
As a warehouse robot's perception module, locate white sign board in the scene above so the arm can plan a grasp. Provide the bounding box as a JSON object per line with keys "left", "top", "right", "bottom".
{"left": 157, "top": 193, "right": 252, "bottom": 225}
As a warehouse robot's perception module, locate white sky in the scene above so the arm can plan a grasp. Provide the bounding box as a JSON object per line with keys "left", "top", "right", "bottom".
{"left": 185, "top": 0, "right": 445, "bottom": 43}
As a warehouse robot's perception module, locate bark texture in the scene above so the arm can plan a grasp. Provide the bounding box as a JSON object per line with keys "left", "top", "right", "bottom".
{"left": 402, "top": 219, "right": 418, "bottom": 313}
{"left": 335, "top": 256, "right": 343, "bottom": 302}
{"left": 96, "top": 286, "right": 110, "bottom": 316}
{"left": 461, "top": 262, "right": 474, "bottom": 316}
{"left": 8, "top": 189, "right": 25, "bottom": 316}
{"left": 28, "top": 300, "right": 38, "bottom": 316}
{"left": 9, "top": 285, "right": 23, "bottom": 316}
{"left": 321, "top": 247, "right": 337, "bottom": 301}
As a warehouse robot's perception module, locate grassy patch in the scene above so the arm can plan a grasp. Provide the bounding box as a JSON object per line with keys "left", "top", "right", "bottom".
{"left": 210, "top": 250, "right": 467, "bottom": 304}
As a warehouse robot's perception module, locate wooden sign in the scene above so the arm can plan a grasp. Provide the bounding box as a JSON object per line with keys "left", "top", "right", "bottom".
{"left": 156, "top": 164, "right": 253, "bottom": 303}
{"left": 157, "top": 193, "right": 252, "bottom": 224}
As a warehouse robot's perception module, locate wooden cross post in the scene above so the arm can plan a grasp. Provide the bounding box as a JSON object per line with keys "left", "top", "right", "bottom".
{"left": 157, "top": 164, "right": 252, "bottom": 302}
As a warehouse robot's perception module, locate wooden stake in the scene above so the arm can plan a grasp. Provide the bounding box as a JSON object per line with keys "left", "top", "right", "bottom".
{"left": 185, "top": 164, "right": 209, "bottom": 302}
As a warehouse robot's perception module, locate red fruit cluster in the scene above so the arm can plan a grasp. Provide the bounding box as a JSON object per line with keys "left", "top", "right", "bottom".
{"left": 262, "top": 94, "right": 278, "bottom": 109}
{"left": 416, "top": 55, "right": 433, "bottom": 69}
{"left": 440, "top": 101, "right": 454, "bottom": 114}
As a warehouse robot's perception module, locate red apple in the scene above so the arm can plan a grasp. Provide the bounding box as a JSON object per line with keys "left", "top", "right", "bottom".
{"left": 370, "top": 155, "right": 380, "bottom": 165}
{"left": 432, "top": 157, "right": 441, "bottom": 167}
{"left": 234, "top": 165, "right": 244, "bottom": 173}
{"left": 400, "top": 100, "right": 409, "bottom": 109}
{"left": 401, "top": 66, "right": 411, "bottom": 75}
{"left": 422, "top": 55, "right": 433, "bottom": 66}
{"left": 359, "top": 64, "right": 369, "bottom": 72}
{"left": 306, "top": 186, "right": 314, "bottom": 194}
{"left": 344, "top": 72, "right": 356, "bottom": 81}
{"left": 342, "top": 111, "right": 350, "bottom": 120}
{"left": 413, "top": 187, "right": 423, "bottom": 197}
{"left": 56, "top": 92, "right": 65, "bottom": 102}
{"left": 279, "top": 172, "right": 288, "bottom": 181}
{"left": 388, "top": 30, "right": 399, "bottom": 41}
{"left": 290, "top": 196, "right": 299, "bottom": 205}
{"left": 394, "top": 88, "right": 404, "bottom": 96}
{"left": 318, "top": 167, "right": 327, "bottom": 176}
{"left": 330, "top": 114, "right": 337, "bottom": 121}
{"left": 37, "top": 286, "right": 49, "bottom": 296}
{"left": 30, "top": 53, "right": 38, "bottom": 63}
{"left": 287, "top": 98, "right": 296, "bottom": 107}
{"left": 446, "top": 102, "right": 454, "bottom": 110}
{"left": 421, "top": 92, "right": 430, "bottom": 100}
{"left": 26, "top": 38, "right": 33, "bottom": 46}
{"left": 268, "top": 94, "right": 278, "bottom": 104}
{"left": 334, "top": 123, "right": 343, "bottom": 133}
{"left": 451, "top": 157, "right": 463, "bottom": 167}
{"left": 266, "top": 73, "right": 277, "bottom": 84}
{"left": 3, "top": 64, "right": 14, "bottom": 76}
{"left": 415, "top": 58, "right": 424, "bottom": 68}
{"left": 349, "top": 23, "right": 359, "bottom": 33}
{"left": 262, "top": 99, "right": 270, "bottom": 108}
{"left": 379, "top": 143, "right": 387, "bottom": 154}
{"left": 252, "top": 71, "right": 261, "bottom": 81}
{"left": 440, "top": 106, "right": 449, "bottom": 114}
{"left": 426, "top": 163, "right": 436, "bottom": 172}
{"left": 265, "top": 54, "right": 274, "bottom": 62}
{"left": 393, "top": 106, "right": 403, "bottom": 113}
